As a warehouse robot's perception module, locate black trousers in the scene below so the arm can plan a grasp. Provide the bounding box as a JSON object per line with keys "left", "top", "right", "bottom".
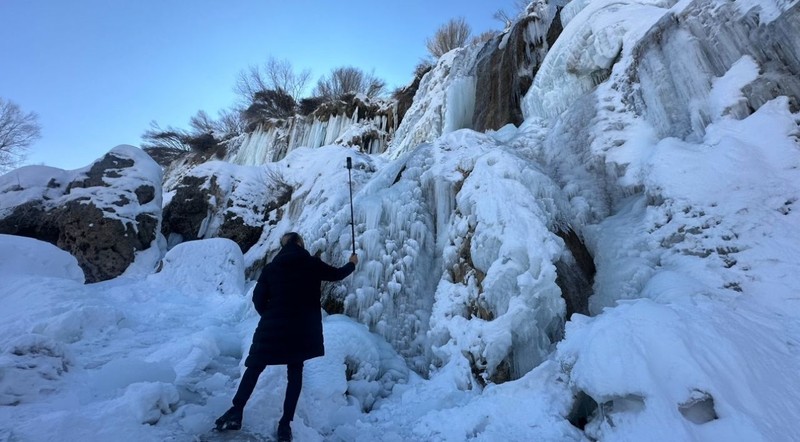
{"left": 231, "top": 361, "right": 304, "bottom": 424}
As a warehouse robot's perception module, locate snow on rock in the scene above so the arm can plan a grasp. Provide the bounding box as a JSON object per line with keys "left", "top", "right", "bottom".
{"left": 161, "top": 160, "right": 291, "bottom": 261}
{"left": 0, "top": 235, "right": 124, "bottom": 343}
{"left": 0, "top": 229, "right": 254, "bottom": 440}
{"left": 108, "top": 381, "right": 180, "bottom": 425}
{"left": 556, "top": 290, "right": 800, "bottom": 441}
{"left": 408, "top": 361, "right": 582, "bottom": 441}
{"left": 518, "top": 0, "right": 800, "bottom": 438}
{"left": 0, "top": 145, "right": 163, "bottom": 282}
{"left": 0, "top": 234, "right": 84, "bottom": 282}
{"left": 589, "top": 0, "right": 800, "bottom": 143}
{"left": 302, "top": 315, "right": 409, "bottom": 428}
{"left": 92, "top": 358, "right": 177, "bottom": 393}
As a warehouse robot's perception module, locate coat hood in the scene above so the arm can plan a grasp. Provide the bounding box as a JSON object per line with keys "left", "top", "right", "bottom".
{"left": 272, "top": 242, "right": 310, "bottom": 267}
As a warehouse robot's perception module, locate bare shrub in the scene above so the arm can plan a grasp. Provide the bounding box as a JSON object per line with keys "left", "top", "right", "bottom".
{"left": 313, "top": 66, "right": 386, "bottom": 101}
{"left": 426, "top": 17, "right": 472, "bottom": 58}
{"left": 242, "top": 89, "right": 297, "bottom": 129}
{"left": 141, "top": 121, "right": 191, "bottom": 151}
{"left": 189, "top": 110, "right": 217, "bottom": 135}
{"left": 216, "top": 107, "right": 246, "bottom": 138}
{"left": 142, "top": 106, "right": 245, "bottom": 158}
{"left": 299, "top": 97, "right": 326, "bottom": 116}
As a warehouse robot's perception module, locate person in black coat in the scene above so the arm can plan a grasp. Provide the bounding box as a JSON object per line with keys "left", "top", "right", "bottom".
{"left": 215, "top": 232, "right": 357, "bottom": 440}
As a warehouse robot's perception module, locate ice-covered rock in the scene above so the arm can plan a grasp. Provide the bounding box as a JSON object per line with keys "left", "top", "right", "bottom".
{"left": 386, "top": 46, "right": 483, "bottom": 159}
{"left": 161, "top": 160, "right": 291, "bottom": 260}
{"left": 226, "top": 94, "right": 397, "bottom": 166}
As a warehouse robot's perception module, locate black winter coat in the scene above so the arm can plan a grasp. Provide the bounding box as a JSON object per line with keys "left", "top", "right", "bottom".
{"left": 245, "top": 242, "right": 355, "bottom": 367}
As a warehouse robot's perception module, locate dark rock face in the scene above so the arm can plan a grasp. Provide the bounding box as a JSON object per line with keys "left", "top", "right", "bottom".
{"left": 0, "top": 201, "right": 61, "bottom": 245}
{"left": 57, "top": 200, "right": 141, "bottom": 283}
{"left": 0, "top": 146, "right": 162, "bottom": 283}
{"left": 161, "top": 175, "right": 209, "bottom": 243}
{"left": 142, "top": 147, "right": 188, "bottom": 168}
{"left": 216, "top": 213, "right": 264, "bottom": 254}
{"left": 472, "top": 9, "right": 563, "bottom": 132}
{"left": 394, "top": 65, "right": 431, "bottom": 126}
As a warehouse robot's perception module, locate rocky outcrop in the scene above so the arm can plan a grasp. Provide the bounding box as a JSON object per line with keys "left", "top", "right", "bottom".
{"left": 473, "top": 3, "right": 563, "bottom": 131}
{"left": 0, "top": 146, "right": 162, "bottom": 282}
{"left": 161, "top": 161, "right": 292, "bottom": 254}
{"left": 160, "top": 175, "right": 209, "bottom": 244}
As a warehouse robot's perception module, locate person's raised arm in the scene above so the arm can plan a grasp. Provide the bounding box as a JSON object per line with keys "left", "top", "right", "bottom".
{"left": 313, "top": 254, "right": 357, "bottom": 281}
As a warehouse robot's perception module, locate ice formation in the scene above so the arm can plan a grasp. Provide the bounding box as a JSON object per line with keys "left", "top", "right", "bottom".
{"left": 227, "top": 95, "right": 396, "bottom": 165}
{"left": 386, "top": 46, "right": 483, "bottom": 159}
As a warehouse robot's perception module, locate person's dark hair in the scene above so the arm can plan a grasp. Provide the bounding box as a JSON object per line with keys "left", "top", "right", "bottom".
{"left": 280, "top": 232, "right": 305, "bottom": 248}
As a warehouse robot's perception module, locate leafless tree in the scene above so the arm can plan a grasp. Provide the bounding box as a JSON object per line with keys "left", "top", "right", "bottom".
{"left": 313, "top": 66, "right": 386, "bottom": 100}
{"left": 216, "top": 107, "right": 246, "bottom": 138}
{"left": 494, "top": 0, "right": 533, "bottom": 29}
{"left": 141, "top": 121, "right": 191, "bottom": 151}
{"left": 142, "top": 106, "right": 245, "bottom": 157}
{"left": 235, "top": 57, "right": 312, "bottom": 103}
{"left": 426, "top": 17, "right": 472, "bottom": 58}
{"left": 0, "top": 98, "right": 41, "bottom": 172}
{"left": 189, "top": 110, "right": 217, "bottom": 135}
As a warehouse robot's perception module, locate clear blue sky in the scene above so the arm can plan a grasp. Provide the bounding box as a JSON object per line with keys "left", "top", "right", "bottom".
{"left": 1, "top": 0, "right": 516, "bottom": 170}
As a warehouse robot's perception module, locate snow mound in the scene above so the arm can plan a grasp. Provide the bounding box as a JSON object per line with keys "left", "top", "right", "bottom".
{"left": 305, "top": 315, "right": 409, "bottom": 417}
{"left": 112, "top": 381, "right": 180, "bottom": 425}
{"left": 148, "top": 238, "right": 246, "bottom": 296}
{"left": 0, "top": 234, "right": 84, "bottom": 282}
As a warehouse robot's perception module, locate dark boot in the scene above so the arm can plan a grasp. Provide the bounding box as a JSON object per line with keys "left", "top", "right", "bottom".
{"left": 277, "top": 421, "right": 292, "bottom": 441}
{"left": 214, "top": 407, "right": 242, "bottom": 431}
